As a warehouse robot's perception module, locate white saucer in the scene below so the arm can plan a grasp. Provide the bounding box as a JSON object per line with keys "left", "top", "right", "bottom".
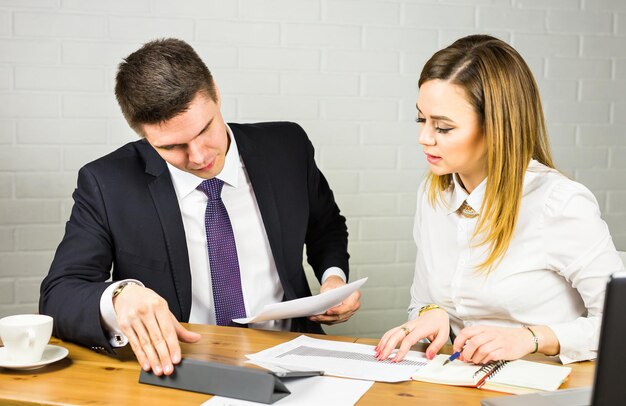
{"left": 0, "top": 344, "right": 69, "bottom": 370}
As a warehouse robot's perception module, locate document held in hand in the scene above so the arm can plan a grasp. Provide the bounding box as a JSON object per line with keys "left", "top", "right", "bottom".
{"left": 411, "top": 354, "right": 572, "bottom": 395}
{"left": 233, "top": 277, "right": 367, "bottom": 324}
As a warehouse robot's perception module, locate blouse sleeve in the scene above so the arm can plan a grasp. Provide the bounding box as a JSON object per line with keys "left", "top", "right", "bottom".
{"left": 543, "top": 179, "right": 625, "bottom": 364}
{"left": 408, "top": 179, "right": 433, "bottom": 320}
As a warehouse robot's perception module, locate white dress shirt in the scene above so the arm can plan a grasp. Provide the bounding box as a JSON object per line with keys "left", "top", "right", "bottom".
{"left": 101, "top": 124, "right": 346, "bottom": 346}
{"left": 408, "top": 160, "right": 625, "bottom": 364}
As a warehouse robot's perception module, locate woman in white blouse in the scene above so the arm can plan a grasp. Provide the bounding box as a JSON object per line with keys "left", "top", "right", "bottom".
{"left": 375, "top": 35, "right": 624, "bottom": 365}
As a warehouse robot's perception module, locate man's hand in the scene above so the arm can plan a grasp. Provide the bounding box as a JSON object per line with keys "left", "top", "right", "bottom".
{"left": 308, "top": 275, "right": 361, "bottom": 325}
{"left": 113, "top": 285, "right": 201, "bottom": 376}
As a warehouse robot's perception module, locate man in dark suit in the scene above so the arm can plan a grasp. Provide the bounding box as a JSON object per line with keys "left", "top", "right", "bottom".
{"left": 39, "top": 38, "right": 359, "bottom": 376}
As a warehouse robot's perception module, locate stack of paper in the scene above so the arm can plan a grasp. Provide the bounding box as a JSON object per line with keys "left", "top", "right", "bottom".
{"left": 246, "top": 335, "right": 428, "bottom": 383}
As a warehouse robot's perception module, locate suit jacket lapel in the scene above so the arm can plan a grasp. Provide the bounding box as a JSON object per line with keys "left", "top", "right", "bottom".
{"left": 139, "top": 140, "right": 193, "bottom": 320}
{"left": 233, "top": 129, "right": 296, "bottom": 300}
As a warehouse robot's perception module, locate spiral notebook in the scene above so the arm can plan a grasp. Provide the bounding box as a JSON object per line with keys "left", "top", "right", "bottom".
{"left": 411, "top": 354, "right": 572, "bottom": 395}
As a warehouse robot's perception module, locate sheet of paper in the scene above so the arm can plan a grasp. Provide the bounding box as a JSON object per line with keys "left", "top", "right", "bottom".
{"left": 411, "top": 354, "right": 481, "bottom": 386}
{"left": 246, "top": 335, "right": 428, "bottom": 383}
{"left": 233, "top": 278, "right": 367, "bottom": 324}
{"left": 201, "top": 376, "right": 374, "bottom": 406}
{"left": 487, "top": 359, "right": 572, "bottom": 391}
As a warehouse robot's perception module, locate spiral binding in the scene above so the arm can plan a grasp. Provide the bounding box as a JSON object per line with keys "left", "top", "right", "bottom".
{"left": 472, "top": 360, "right": 510, "bottom": 380}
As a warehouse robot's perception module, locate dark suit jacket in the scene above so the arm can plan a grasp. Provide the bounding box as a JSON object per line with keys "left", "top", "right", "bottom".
{"left": 39, "top": 122, "right": 349, "bottom": 352}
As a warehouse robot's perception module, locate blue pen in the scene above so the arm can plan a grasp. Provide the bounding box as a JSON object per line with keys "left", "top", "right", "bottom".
{"left": 442, "top": 350, "right": 461, "bottom": 366}
{"left": 443, "top": 342, "right": 468, "bottom": 366}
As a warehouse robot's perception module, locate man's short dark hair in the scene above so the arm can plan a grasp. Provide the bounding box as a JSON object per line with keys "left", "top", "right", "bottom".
{"left": 115, "top": 38, "right": 218, "bottom": 135}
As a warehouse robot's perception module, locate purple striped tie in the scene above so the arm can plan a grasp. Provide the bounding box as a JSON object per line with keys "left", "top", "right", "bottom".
{"left": 197, "top": 178, "right": 247, "bottom": 326}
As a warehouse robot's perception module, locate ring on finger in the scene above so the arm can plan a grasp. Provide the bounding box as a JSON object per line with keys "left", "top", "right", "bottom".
{"left": 399, "top": 326, "right": 411, "bottom": 336}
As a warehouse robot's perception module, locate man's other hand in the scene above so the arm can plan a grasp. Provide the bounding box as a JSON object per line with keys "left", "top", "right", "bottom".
{"left": 308, "top": 275, "right": 361, "bottom": 325}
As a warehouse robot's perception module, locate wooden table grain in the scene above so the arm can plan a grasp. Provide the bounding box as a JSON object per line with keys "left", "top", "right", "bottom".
{"left": 0, "top": 324, "right": 594, "bottom": 405}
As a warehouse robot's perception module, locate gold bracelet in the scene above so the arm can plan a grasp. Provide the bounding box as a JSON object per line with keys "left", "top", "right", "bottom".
{"left": 524, "top": 326, "right": 539, "bottom": 354}
{"left": 112, "top": 281, "right": 140, "bottom": 299}
{"left": 418, "top": 304, "right": 441, "bottom": 317}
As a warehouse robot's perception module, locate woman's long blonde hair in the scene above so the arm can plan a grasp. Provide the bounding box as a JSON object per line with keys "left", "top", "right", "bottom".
{"left": 419, "top": 35, "right": 554, "bottom": 273}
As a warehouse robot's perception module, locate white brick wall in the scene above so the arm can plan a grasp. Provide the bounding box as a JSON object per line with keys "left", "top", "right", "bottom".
{"left": 152, "top": 0, "right": 235, "bottom": 19}
{"left": 0, "top": 174, "right": 12, "bottom": 198}
{"left": 197, "top": 21, "right": 280, "bottom": 45}
{"left": 0, "top": 93, "right": 59, "bottom": 117}
{"left": 0, "top": 1, "right": 624, "bottom": 340}
{"left": 14, "top": 12, "right": 106, "bottom": 38}
{"left": 0, "top": 65, "right": 11, "bottom": 89}
{"left": 240, "top": 0, "right": 319, "bottom": 21}
{"left": 15, "top": 66, "right": 105, "bottom": 91}
{"left": 0, "top": 10, "right": 10, "bottom": 36}
{"left": 326, "top": 1, "right": 399, "bottom": 25}
{"left": 240, "top": 47, "right": 319, "bottom": 70}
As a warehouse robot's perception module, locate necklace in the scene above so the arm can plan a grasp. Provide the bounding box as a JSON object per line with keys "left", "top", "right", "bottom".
{"left": 457, "top": 200, "right": 479, "bottom": 218}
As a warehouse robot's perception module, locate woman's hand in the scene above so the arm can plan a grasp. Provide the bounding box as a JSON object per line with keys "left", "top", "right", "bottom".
{"left": 375, "top": 308, "right": 449, "bottom": 362}
{"left": 452, "top": 325, "right": 553, "bottom": 364}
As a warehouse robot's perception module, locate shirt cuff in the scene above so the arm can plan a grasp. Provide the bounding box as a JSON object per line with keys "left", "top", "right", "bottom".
{"left": 548, "top": 319, "right": 599, "bottom": 364}
{"left": 99, "top": 279, "right": 144, "bottom": 348}
{"left": 321, "top": 267, "right": 347, "bottom": 284}
{"left": 407, "top": 305, "right": 422, "bottom": 321}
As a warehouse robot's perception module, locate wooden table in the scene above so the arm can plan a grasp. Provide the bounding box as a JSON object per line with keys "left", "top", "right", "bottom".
{"left": 0, "top": 324, "right": 595, "bottom": 405}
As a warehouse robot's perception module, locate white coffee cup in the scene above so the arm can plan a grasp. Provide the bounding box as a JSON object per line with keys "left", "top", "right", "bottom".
{"left": 0, "top": 314, "right": 53, "bottom": 364}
